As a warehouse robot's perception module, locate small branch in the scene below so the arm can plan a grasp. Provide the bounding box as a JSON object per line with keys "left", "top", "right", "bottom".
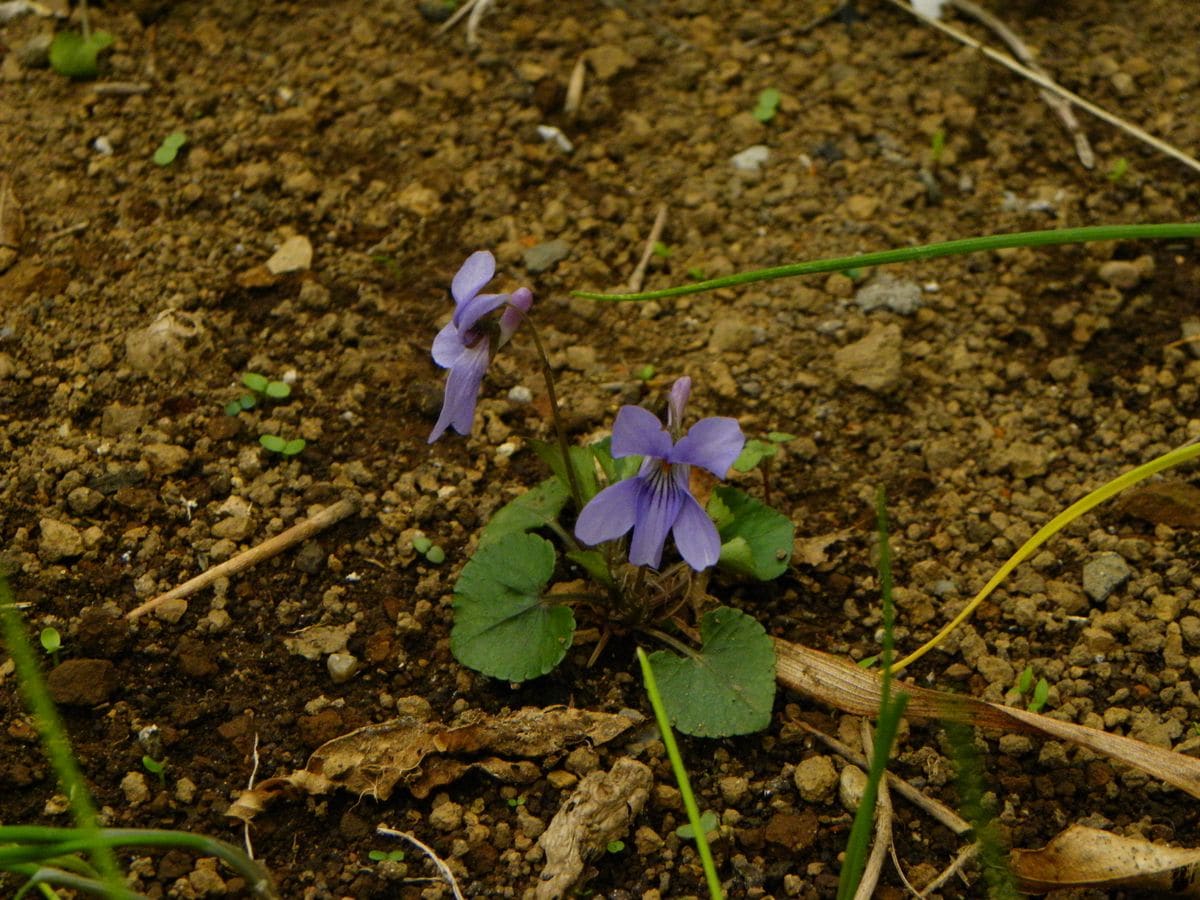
{"left": 126, "top": 497, "right": 359, "bottom": 620}
{"left": 564, "top": 55, "right": 586, "bottom": 117}
{"left": 796, "top": 720, "right": 971, "bottom": 835}
{"left": 918, "top": 842, "right": 980, "bottom": 898}
{"left": 852, "top": 720, "right": 892, "bottom": 900}
{"left": 628, "top": 204, "right": 668, "bottom": 293}
{"left": 244, "top": 733, "right": 261, "bottom": 861}
{"left": 376, "top": 826, "right": 465, "bottom": 900}
{"left": 947, "top": 0, "right": 1093, "bottom": 168}
{"left": 889, "top": 0, "right": 1200, "bottom": 175}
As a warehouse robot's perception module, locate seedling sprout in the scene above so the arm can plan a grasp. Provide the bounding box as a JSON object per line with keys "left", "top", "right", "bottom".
{"left": 39, "top": 626, "right": 62, "bottom": 663}
{"left": 141, "top": 755, "right": 167, "bottom": 785}
{"left": 259, "top": 435, "right": 306, "bottom": 457}
{"left": 752, "top": 88, "right": 781, "bottom": 123}
{"left": 153, "top": 132, "right": 188, "bottom": 167}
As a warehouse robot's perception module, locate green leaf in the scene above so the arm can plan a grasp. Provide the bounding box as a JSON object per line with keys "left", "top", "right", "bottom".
{"left": 153, "top": 144, "right": 179, "bottom": 167}
{"left": 713, "top": 487, "right": 794, "bottom": 580}
{"left": 259, "top": 434, "right": 285, "bottom": 453}
{"left": 732, "top": 439, "right": 778, "bottom": 473}
{"left": 39, "top": 627, "right": 61, "bottom": 654}
{"left": 479, "top": 478, "right": 568, "bottom": 549}
{"left": 1017, "top": 665, "right": 1034, "bottom": 695}
{"left": 530, "top": 439, "right": 598, "bottom": 503}
{"left": 162, "top": 131, "right": 188, "bottom": 151}
{"left": 591, "top": 437, "right": 641, "bottom": 484}
{"left": 242, "top": 373, "right": 269, "bottom": 393}
{"left": 565, "top": 549, "right": 614, "bottom": 589}
{"left": 238, "top": 394, "right": 256, "bottom": 411}
{"left": 425, "top": 545, "right": 445, "bottom": 564}
{"left": 223, "top": 400, "right": 243, "bottom": 417}
{"left": 1029, "top": 678, "right": 1050, "bottom": 713}
{"left": 752, "top": 87, "right": 781, "bottom": 123}
{"left": 767, "top": 431, "right": 796, "bottom": 443}
{"left": 264, "top": 381, "right": 291, "bottom": 400}
{"left": 646, "top": 606, "right": 776, "bottom": 737}
{"left": 412, "top": 536, "right": 433, "bottom": 554}
{"left": 49, "top": 30, "right": 113, "bottom": 79}
{"left": 451, "top": 532, "right": 573, "bottom": 682}
{"left": 676, "top": 809, "right": 719, "bottom": 840}
{"left": 281, "top": 439, "right": 307, "bottom": 456}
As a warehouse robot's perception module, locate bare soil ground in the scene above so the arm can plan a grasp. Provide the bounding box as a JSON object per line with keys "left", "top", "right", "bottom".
{"left": 2, "top": 0, "right": 1200, "bottom": 896}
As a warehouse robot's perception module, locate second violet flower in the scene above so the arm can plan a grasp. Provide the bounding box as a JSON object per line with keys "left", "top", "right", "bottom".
{"left": 575, "top": 377, "right": 744, "bottom": 571}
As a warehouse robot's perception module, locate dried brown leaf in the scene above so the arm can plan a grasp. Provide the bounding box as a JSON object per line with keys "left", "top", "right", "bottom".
{"left": 536, "top": 758, "right": 653, "bottom": 900}
{"left": 792, "top": 529, "right": 853, "bottom": 567}
{"left": 227, "top": 707, "right": 634, "bottom": 823}
{"left": 774, "top": 638, "right": 1200, "bottom": 799}
{"left": 1011, "top": 824, "right": 1200, "bottom": 895}
{"left": 1117, "top": 481, "right": 1200, "bottom": 529}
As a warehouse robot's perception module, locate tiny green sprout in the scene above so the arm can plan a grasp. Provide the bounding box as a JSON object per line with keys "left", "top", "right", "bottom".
{"left": 368, "top": 849, "right": 405, "bottom": 863}
{"left": 676, "top": 809, "right": 719, "bottom": 840}
{"left": 634, "top": 364, "right": 656, "bottom": 382}
{"left": 606, "top": 840, "right": 625, "bottom": 854}
{"left": 141, "top": 755, "right": 167, "bottom": 785}
{"left": 767, "top": 431, "right": 796, "bottom": 444}
{"left": 1027, "top": 677, "right": 1050, "bottom": 713}
{"left": 412, "top": 536, "right": 433, "bottom": 555}
{"left": 49, "top": 29, "right": 114, "bottom": 79}
{"left": 507, "top": 795, "right": 527, "bottom": 808}
{"left": 752, "top": 87, "right": 781, "bottom": 124}
{"left": 425, "top": 545, "right": 446, "bottom": 565}
{"left": 39, "top": 627, "right": 62, "bottom": 662}
{"left": 686, "top": 267, "right": 707, "bottom": 281}
{"left": 259, "top": 435, "right": 306, "bottom": 457}
{"left": 652, "top": 241, "right": 671, "bottom": 259}
{"left": 1017, "top": 665, "right": 1034, "bottom": 696}
{"left": 153, "top": 131, "right": 188, "bottom": 167}
{"left": 733, "top": 439, "right": 779, "bottom": 473}
{"left": 1107, "top": 157, "right": 1129, "bottom": 183}
{"left": 930, "top": 127, "right": 946, "bottom": 165}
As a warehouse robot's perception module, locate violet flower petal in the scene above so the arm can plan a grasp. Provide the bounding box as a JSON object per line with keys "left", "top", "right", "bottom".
{"left": 574, "top": 476, "right": 641, "bottom": 545}
{"left": 498, "top": 287, "right": 533, "bottom": 346}
{"left": 627, "top": 464, "right": 685, "bottom": 568}
{"left": 453, "top": 291, "right": 510, "bottom": 334}
{"left": 428, "top": 342, "right": 490, "bottom": 443}
{"left": 671, "top": 416, "right": 745, "bottom": 477}
{"left": 611, "top": 405, "right": 672, "bottom": 460}
{"left": 672, "top": 491, "right": 722, "bottom": 570}
{"left": 451, "top": 251, "right": 495, "bottom": 306}
{"left": 431, "top": 321, "right": 466, "bottom": 368}
{"left": 667, "top": 376, "right": 692, "bottom": 432}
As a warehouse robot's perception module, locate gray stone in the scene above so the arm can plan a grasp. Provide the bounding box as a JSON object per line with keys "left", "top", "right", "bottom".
{"left": 142, "top": 443, "right": 190, "bottom": 475}
{"left": 854, "top": 273, "right": 924, "bottom": 315}
{"left": 67, "top": 486, "right": 104, "bottom": 515}
{"left": 1083, "top": 552, "right": 1132, "bottom": 603}
{"left": 793, "top": 755, "right": 838, "bottom": 803}
{"left": 100, "top": 403, "right": 149, "bottom": 437}
{"left": 38, "top": 518, "right": 83, "bottom": 562}
{"left": 327, "top": 652, "right": 360, "bottom": 684}
{"left": 730, "top": 144, "right": 770, "bottom": 173}
{"left": 708, "top": 317, "right": 754, "bottom": 353}
{"left": 832, "top": 323, "right": 903, "bottom": 392}
{"left": 523, "top": 239, "right": 571, "bottom": 274}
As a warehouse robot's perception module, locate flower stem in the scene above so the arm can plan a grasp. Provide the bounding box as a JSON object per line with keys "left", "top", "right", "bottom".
{"left": 524, "top": 318, "right": 585, "bottom": 512}
{"left": 571, "top": 222, "right": 1200, "bottom": 302}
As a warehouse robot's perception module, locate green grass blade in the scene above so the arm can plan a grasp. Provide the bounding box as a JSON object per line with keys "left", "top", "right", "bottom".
{"left": 837, "top": 488, "right": 910, "bottom": 899}
{"left": 637, "top": 647, "right": 724, "bottom": 900}
{"left": 0, "top": 577, "right": 122, "bottom": 889}
{"left": 572, "top": 223, "right": 1200, "bottom": 302}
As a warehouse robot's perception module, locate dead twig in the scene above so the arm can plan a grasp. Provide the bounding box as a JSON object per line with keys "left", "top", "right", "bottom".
{"left": 627, "top": 204, "right": 668, "bottom": 293}
{"left": 853, "top": 720, "right": 893, "bottom": 900}
{"left": 947, "top": 0, "right": 1093, "bottom": 168}
{"left": 126, "top": 497, "right": 359, "bottom": 620}
{"left": 796, "top": 720, "right": 971, "bottom": 835}
{"left": 376, "top": 825, "right": 465, "bottom": 900}
{"left": 564, "top": 55, "right": 586, "bottom": 117}
{"left": 889, "top": 0, "right": 1200, "bottom": 175}
{"left": 91, "top": 81, "right": 152, "bottom": 96}
{"left": 919, "top": 842, "right": 980, "bottom": 898}
{"left": 244, "top": 733, "right": 261, "bottom": 860}
{"left": 436, "top": 0, "right": 494, "bottom": 46}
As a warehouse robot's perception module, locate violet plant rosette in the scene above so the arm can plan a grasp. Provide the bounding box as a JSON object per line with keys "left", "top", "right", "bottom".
{"left": 429, "top": 250, "right": 533, "bottom": 443}
{"left": 575, "top": 377, "right": 745, "bottom": 570}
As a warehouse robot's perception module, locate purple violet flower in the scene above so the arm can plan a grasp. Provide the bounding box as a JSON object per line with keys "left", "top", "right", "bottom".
{"left": 429, "top": 251, "right": 533, "bottom": 443}
{"left": 575, "top": 377, "right": 744, "bottom": 571}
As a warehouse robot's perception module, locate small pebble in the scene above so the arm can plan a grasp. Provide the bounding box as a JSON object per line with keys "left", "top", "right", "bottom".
{"left": 1083, "top": 552, "right": 1131, "bottom": 603}
{"left": 327, "top": 652, "right": 360, "bottom": 684}
{"left": 730, "top": 144, "right": 770, "bottom": 173}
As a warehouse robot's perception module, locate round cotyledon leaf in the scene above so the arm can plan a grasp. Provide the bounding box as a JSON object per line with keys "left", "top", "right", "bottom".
{"left": 451, "top": 531, "right": 573, "bottom": 682}
{"left": 647, "top": 606, "right": 776, "bottom": 738}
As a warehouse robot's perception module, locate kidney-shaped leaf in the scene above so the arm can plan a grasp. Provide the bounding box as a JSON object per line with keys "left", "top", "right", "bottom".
{"left": 713, "top": 486, "right": 795, "bottom": 581}
{"left": 451, "top": 532, "right": 573, "bottom": 682}
{"left": 647, "top": 606, "right": 776, "bottom": 737}
{"left": 479, "top": 478, "right": 568, "bottom": 549}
